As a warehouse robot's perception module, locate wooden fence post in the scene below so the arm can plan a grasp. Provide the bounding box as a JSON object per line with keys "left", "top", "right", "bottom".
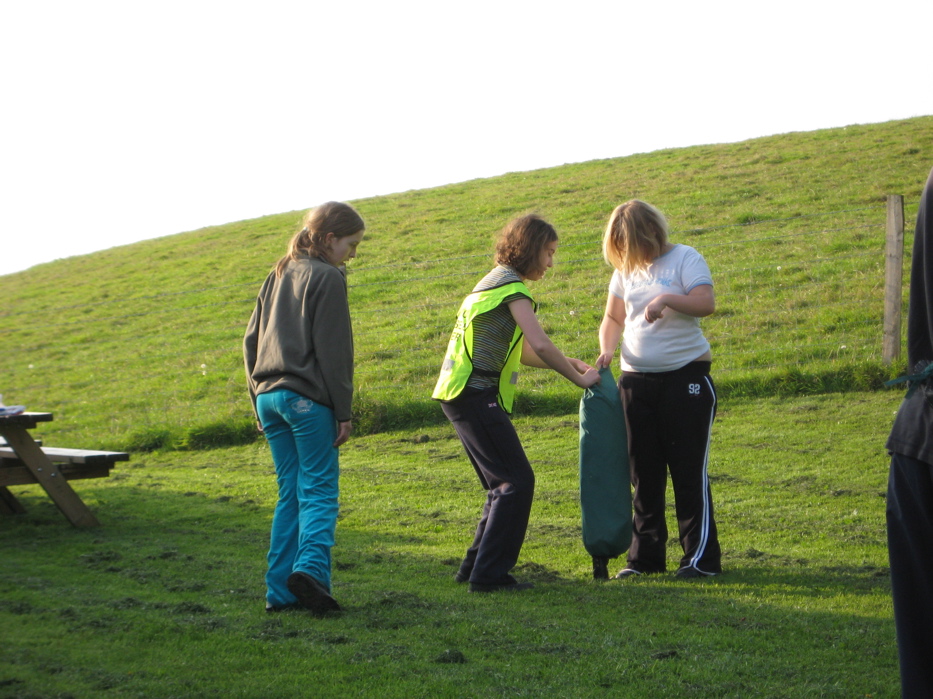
{"left": 883, "top": 194, "right": 905, "bottom": 365}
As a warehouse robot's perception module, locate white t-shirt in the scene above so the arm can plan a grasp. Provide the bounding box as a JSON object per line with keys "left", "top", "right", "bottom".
{"left": 608, "top": 244, "right": 713, "bottom": 373}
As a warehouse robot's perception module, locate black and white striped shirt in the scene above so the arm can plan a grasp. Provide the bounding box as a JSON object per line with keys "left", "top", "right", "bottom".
{"left": 466, "top": 266, "right": 530, "bottom": 390}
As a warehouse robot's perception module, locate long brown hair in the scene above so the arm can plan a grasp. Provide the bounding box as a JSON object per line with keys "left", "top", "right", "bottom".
{"left": 275, "top": 201, "right": 365, "bottom": 276}
{"left": 602, "top": 200, "right": 669, "bottom": 276}
{"left": 495, "top": 214, "right": 558, "bottom": 278}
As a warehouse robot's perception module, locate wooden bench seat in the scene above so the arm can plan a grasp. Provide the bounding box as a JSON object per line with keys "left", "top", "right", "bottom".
{"left": 0, "top": 447, "right": 128, "bottom": 487}
{"left": 0, "top": 412, "right": 130, "bottom": 526}
{"left": 0, "top": 445, "right": 128, "bottom": 520}
{"left": 0, "top": 446, "right": 128, "bottom": 466}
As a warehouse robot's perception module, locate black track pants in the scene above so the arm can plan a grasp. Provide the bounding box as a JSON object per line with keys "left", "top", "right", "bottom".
{"left": 441, "top": 389, "right": 535, "bottom": 585}
{"left": 888, "top": 452, "right": 933, "bottom": 698}
{"left": 620, "top": 362, "right": 721, "bottom": 574}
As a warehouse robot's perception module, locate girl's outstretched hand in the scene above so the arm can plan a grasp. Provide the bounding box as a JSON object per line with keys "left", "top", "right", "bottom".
{"left": 568, "top": 357, "right": 596, "bottom": 374}
{"left": 575, "top": 366, "right": 601, "bottom": 388}
{"left": 566, "top": 357, "right": 600, "bottom": 388}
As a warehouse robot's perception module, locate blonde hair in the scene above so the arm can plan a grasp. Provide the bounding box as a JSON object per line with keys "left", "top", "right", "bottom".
{"left": 602, "top": 200, "right": 669, "bottom": 276}
{"left": 275, "top": 201, "right": 365, "bottom": 276}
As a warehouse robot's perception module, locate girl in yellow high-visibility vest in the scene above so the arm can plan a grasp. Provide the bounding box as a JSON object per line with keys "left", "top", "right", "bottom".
{"left": 433, "top": 214, "right": 599, "bottom": 592}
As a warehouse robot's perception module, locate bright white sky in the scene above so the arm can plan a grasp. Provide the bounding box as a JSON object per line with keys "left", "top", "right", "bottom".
{"left": 2, "top": 0, "right": 931, "bottom": 276}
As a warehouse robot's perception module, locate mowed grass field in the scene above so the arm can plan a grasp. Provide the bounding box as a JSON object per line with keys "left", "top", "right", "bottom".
{"left": 1, "top": 392, "right": 904, "bottom": 698}
{"left": 1, "top": 116, "right": 932, "bottom": 697}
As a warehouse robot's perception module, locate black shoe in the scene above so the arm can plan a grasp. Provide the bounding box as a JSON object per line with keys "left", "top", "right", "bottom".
{"left": 265, "top": 602, "right": 303, "bottom": 613}
{"left": 614, "top": 567, "right": 643, "bottom": 579}
{"left": 454, "top": 571, "right": 470, "bottom": 583}
{"left": 286, "top": 571, "right": 342, "bottom": 615}
{"left": 592, "top": 556, "right": 609, "bottom": 580}
{"left": 674, "top": 566, "right": 719, "bottom": 579}
{"left": 469, "top": 581, "right": 534, "bottom": 593}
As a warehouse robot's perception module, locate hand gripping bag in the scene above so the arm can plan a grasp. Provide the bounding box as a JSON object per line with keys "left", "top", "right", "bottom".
{"left": 579, "top": 366, "right": 632, "bottom": 558}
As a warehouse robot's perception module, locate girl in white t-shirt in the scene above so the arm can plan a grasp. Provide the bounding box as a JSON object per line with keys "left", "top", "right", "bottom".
{"left": 596, "top": 200, "right": 722, "bottom": 579}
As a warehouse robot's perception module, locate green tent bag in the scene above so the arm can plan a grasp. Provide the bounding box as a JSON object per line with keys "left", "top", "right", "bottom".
{"left": 579, "top": 366, "right": 632, "bottom": 558}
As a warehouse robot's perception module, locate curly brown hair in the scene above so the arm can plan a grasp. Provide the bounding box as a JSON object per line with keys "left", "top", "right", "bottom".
{"left": 494, "top": 214, "right": 558, "bottom": 277}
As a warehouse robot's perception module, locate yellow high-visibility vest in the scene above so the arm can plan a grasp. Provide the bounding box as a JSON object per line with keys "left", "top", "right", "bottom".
{"left": 432, "top": 281, "right": 534, "bottom": 414}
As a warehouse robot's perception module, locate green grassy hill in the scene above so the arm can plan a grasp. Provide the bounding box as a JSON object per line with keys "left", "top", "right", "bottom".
{"left": 1, "top": 116, "right": 931, "bottom": 451}
{"left": 2, "top": 119, "right": 929, "bottom": 698}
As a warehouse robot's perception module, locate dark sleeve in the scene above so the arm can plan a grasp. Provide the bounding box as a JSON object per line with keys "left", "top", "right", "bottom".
{"left": 242, "top": 278, "right": 271, "bottom": 419}
{"left": 310, "top": 268, "right": 355, "bottom": 422}
{"left": 907, "top": 167, "right": 933, "bottom": 368}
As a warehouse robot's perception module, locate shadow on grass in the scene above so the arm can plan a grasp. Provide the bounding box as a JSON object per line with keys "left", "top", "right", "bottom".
{"left": 1, "top": 482, "right": 898, "bottom": 698}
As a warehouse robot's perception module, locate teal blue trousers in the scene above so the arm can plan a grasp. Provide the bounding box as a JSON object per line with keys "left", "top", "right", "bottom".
{"left": 257, "top": 389, "right": 339, "bottom": 607}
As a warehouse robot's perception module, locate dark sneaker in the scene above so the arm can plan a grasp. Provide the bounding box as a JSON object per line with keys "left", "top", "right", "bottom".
{"left": 614, "top": 568, "right": 644, "bottom": 579}
{"left": 469, "top": 581, "right": 534, "bottom": 593}
{"left": 454, "top": 571, "right": 470, "bottom": 583}
{"left": 265, "top": 602, "right": 303, "bottom": 613}
{"left": 592, "top": 556, "right": 609, "bottom": 580}
{"left": 286, "top": 571, "right": 342, "bottom": 615}
{"left": 675, "top": 566, "right": 719, "bottom": 579}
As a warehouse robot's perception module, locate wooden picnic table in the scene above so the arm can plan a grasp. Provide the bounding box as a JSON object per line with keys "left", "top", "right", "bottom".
{"left": 0, "top": 412, "right": 128, "bottom": 527}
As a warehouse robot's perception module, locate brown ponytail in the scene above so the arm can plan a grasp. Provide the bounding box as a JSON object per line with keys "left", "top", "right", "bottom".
{"left": 275, "top": 201, "right": 365, "bottom": 276}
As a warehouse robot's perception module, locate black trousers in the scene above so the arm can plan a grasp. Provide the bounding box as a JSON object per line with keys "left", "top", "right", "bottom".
{"left": 620, "top": 362, "right": 721, "bottom": 574}
{"left": 441, "top": 388, "right": 535, "bottom": 585}
{"left": 887, "top": 452, "right": 933, "bottom": 699}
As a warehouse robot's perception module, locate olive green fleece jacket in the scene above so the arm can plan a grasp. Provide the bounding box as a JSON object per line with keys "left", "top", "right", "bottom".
{"left": 243, "top": 254, "right": 354, "bottom": 422}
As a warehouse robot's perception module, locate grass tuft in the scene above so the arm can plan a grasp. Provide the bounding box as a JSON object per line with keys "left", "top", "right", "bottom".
{"left": 176, "top": 419, "right": 258, "bottom": 451}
